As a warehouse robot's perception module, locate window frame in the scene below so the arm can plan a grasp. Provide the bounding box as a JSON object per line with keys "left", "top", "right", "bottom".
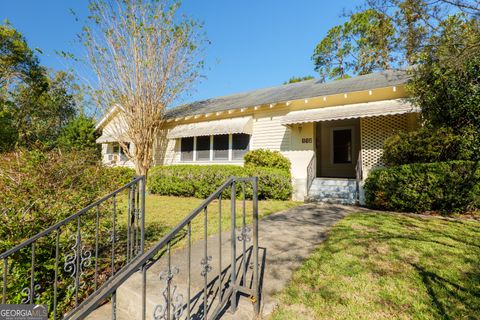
{"left": 178, "top": 133, "right": 251, "bottom": 163}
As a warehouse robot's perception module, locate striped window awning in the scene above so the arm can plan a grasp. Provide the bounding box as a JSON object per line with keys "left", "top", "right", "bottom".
{"left": 281, "top": 99, "right": 420, "bottom": 125}
{"left": 96, "top": 133, "right": 130, "bottom": 143}
{"left": 167, "top": 116, "right": 253, "bottom": 139}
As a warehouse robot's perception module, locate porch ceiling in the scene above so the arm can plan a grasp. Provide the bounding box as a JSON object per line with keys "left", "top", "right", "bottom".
{"left": 166, "top": 116, "right": 253, "bottom": 139}
{"left": 281, "top": 99, "right": 420, "bottom": 125}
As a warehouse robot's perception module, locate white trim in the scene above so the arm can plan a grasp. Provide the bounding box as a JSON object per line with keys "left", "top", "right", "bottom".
{"left": 209, "top": 135, "right": 214, "bottom": 161}
{"left": 193, "top": 137, "right": 197, "bottom": 162}
{"left": 228, "top": 134, "right": 233, "bottom": 161}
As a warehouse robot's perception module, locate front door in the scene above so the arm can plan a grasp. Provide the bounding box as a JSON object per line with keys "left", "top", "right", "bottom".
{"left": 316, "top": 119, "right": 360, "bottom": 178}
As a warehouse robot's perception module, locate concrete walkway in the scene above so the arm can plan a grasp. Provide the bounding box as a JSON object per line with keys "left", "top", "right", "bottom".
{"left": 88, "top": 203, "right": 362, "bottom": 319}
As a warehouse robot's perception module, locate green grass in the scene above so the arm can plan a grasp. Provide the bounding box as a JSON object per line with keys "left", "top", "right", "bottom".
{"left": 271, "top": 212, "right": 480, "bottom": 320}
{"left": 117, "top": 194, "right": 301, "bottom": 248}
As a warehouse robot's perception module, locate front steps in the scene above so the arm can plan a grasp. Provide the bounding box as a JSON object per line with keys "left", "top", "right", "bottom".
{"left": 306, "top": 178, "right": 358, "bottom": 205}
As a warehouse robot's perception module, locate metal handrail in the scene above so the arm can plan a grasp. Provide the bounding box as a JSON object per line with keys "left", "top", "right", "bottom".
{"left": 0, "top": 176, "right": 145, "bottom": 260}
{"left": 1, "top": 176, "right": 146, "bottom": 319}
{"left": 355, "top": 151, "right": 363, "bottom": 202}
{"left": 69, "top": 176, "right": 260, "bottom": 320}
{"left": 306, "top": 153, "right": 316, "bottom": 195}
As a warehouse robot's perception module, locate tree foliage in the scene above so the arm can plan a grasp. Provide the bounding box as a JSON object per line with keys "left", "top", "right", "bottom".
{"left": 0, "top": 23, "right": 81, "bottom": 151}
{"left": 83, "top": 0, "right": 207, "bottom": 176}
{"left": 57, "top": 114, "right": 100, "bottom": 152}
{"left": 313, "top": 9, "right": 395, "bottom": 80}
{"left": 312, "top": 0, "right": 479, "bottom": 80}
{"left": 284, "top": 75, "right": 314, "bottom": 84}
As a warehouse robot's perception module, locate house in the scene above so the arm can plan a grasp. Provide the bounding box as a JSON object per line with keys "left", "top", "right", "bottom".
{"left": 96, "top": 69, "right": 420, "bottom": 203}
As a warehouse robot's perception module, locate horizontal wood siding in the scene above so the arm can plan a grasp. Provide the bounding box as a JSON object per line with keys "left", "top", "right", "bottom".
{"left": 250, "top": 109, "right": 291, "bottom": 151}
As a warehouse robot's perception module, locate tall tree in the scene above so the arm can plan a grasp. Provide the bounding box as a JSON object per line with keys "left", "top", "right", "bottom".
{"left": 312, "top": 9, "right": 395, "bottom": 81}
{"left": 0, "top": 23, "right": 79, "bottom": 151}
{"left": 312, "top": 25, "right": 352, "bottom": 81}
{"left": 83, "top": 0, "right": 207, "bottom": 176}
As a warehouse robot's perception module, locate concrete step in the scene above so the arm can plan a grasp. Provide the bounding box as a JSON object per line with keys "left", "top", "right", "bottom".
{"left": 313, "top": 191, "right": 356, "bottom": 199}
{"left": 311, "top": 178, "right": 356, "bottom": 187}
{"left": 305, "top": 196, "right": 357, "bottom": 205}
{"left": 309, "top": 185, "right": 356, "bottom": 193}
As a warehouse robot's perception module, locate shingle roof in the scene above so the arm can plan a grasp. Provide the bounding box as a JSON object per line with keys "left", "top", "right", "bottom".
{"left": 165, "top": 69, "right": 410, "bottom": 119}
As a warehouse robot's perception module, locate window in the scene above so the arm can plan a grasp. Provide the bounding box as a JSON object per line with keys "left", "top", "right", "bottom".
{"left": 232, "top": 134, "right": 250, "bottom": 160}
{"left": 180, "top": 137, "right": 194, "bottom": 161}
{"left": 112, "top": 143, "right": 129, "bottom": 155}
{"left": 196, "top": 136, "right": 210, "bottom": 161}
{"left": 213, "top": 134, "right": 229, "bottom": 160}
{"left": 332, "top": 129, "right": 352, "bottom": 164}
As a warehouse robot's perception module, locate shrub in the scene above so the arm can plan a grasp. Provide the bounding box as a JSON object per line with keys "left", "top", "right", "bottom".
{"left": 147, "top": 165, "right": 292, "bottom": 200}
{"left": 0, "top": 149, "right": 137, "bottom": 314}
{"left": 383, "top": 126, "right": 479, "bottom": 166}
{"left": 364, "top": 161, "right": 480, "bottom": 213}
{"left": 244, "top": 149, "right": 291, "bottom": 172}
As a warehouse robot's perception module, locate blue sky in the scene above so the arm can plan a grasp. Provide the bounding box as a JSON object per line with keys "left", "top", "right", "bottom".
{"left": 0, "top": 0, "right": 362, "bottom": 107}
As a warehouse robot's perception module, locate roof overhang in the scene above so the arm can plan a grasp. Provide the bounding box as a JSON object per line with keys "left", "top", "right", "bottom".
{"left": 281, "top": 99, "right": 420, "bottom": 125}
{"left": 167, "top": 116, "right": 253, "bottom": 139}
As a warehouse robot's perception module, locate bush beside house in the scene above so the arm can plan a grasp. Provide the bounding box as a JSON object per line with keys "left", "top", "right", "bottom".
{"left": 147, "top": 164, "right": 292, "bottom": 200}
{"left": 364, "top": 161, "right": 480, "bottom": 213}
{"left": 244, "top": 149, "right": 291, "bottom": 171}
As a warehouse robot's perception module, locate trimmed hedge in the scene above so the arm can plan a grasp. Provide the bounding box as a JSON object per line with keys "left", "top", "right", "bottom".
{"left": 244, "top": 149, "right": 291, "bottom": 171}
{"left": 147, "top": 165, "right": 292, "bottom": 200}
{"left": 364, "top": 161, "right": 480, "bottom": 213}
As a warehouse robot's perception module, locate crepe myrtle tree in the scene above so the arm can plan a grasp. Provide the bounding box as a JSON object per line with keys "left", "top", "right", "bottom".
{"left": 82, "top": 0, "right": 206, "bottom": 176}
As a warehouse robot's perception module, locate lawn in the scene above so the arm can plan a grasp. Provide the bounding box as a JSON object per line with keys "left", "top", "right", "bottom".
{"left": 117, "top": 194, "right": 301, "bottom": 248}
{"left": 270, "top": 212, "right": 480, "bottom": 320}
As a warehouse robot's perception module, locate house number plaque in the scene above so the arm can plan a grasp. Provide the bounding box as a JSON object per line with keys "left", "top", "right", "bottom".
{"left": 302, "top": 138, "right": 312, "bottom": 144}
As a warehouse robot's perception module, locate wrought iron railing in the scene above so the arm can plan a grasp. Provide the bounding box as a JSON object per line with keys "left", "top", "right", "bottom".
{"left": 0, "top": 176, "right": 146, "bottom": 319}
{"left": 306, "top": 153, "right": 316, "bottom": 195}
{"left": 355, "top": 150, "right": 363, "bottom": 203}
{"left": 69, "top": 176, "right": 260, "bottom": 320}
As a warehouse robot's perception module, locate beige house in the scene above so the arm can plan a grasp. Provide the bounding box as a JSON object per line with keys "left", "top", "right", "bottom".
{"left": 96, "top": 70, "right": 420, "bottom": 203}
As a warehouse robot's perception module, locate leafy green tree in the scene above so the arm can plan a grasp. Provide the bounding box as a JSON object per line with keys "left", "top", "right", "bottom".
{"left": 0, "top": 23, "right": 80, "bottom": 151}
{"left": 284, "top": 75, "right": 314, "bottom": 84}
{"left": 312, "top": 25, "right": 352, "bottom": 81}
{"left": 312, "top": 9, "right": 395, "bottom": 81}
{"left": 57, "top": 114, "right": 100, "bottom": 152}
{"left": 0, "top": 22, "right": 44, "bottom": 94}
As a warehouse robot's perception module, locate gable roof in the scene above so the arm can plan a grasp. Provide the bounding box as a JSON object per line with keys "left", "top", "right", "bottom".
{"left": 165, "top": 69, "right": 410, "bottom": 119}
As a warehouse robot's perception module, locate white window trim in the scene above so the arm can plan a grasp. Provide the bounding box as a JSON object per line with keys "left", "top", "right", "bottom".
{"left": 179, "top": 134, "right": 249, "bottom": 163}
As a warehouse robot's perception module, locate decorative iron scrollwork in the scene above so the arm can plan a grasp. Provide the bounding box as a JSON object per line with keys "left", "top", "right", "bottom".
{"left": 153, "top": 267, "right": 184, "bottom": 320}
{"left": 64, "top": 234, "right": 92, "bottom": 291}
{"left": 200, "top": 256, "right": 212, "bottom": 277}
{"left": 21, "top": 284, "right": 41, "bottom": 304}
{"left": 237, "top": 226, "right": 252, "bottom": 242}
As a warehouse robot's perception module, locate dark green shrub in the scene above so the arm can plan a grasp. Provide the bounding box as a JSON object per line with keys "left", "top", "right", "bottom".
{"left": 147, "top": 165, "right": 292, "bottom": 200}
{"left": 383, "top": 126, "right": 479, "bottom": 166}
{"left": 244, "top": 149, "right": 291, "bottom": 171}
{"left": 364, "top": 161, "right": 480, "bottom": 213}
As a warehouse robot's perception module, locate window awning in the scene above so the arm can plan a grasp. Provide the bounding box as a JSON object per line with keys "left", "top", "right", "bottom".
{"left": 167, "top": 116, "right": 253, "bottom": 139}
{"left": 96, "top": 133, "right": 130, "bottom": 143}
{"left": 281, "top": 99, "right": 420, "bottom": 125}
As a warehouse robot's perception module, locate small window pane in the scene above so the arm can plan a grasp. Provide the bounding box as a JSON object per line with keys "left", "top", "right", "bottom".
{"left": 333, "top": 129, "right": 352, "bottom": 164}
{"left": 181, "top": 137, "right": 194, "bottom": 161}
{"left": 213, "top": 134, "right": 229, "bottom": 160}
{"left": 196, "top": 136, "right": 210, "bottom": 161}
{"left": 232, "top": 134, "right": 250, "bottom": 160}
